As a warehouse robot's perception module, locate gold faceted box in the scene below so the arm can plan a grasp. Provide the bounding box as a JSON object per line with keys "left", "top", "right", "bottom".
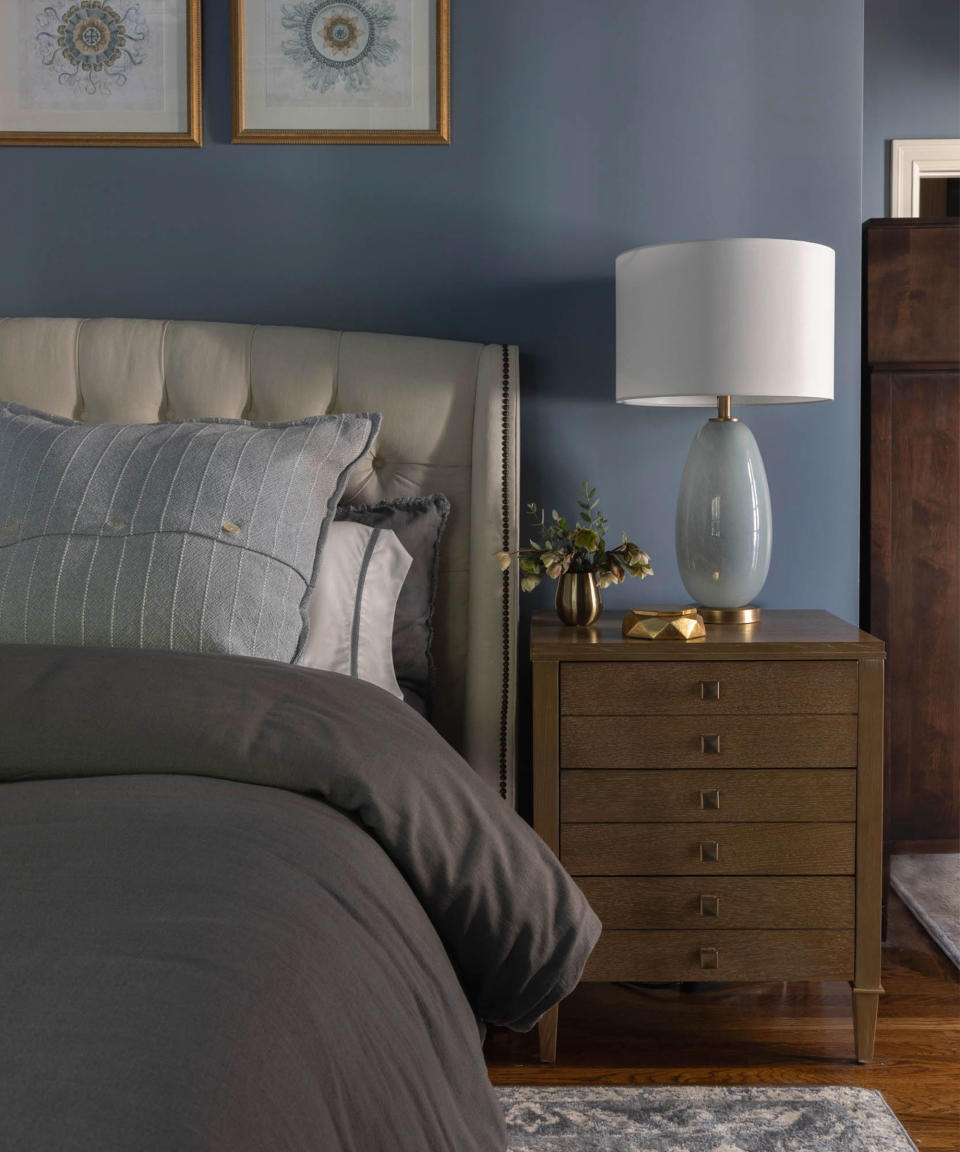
{"left": 622, "top": 606, "right": 706, "bottom": 641}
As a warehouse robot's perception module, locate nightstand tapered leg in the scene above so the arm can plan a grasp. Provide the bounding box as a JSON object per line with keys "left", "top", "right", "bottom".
{"left": 538, "top": 1005, "right": 558, "bottom": 1063}
{"left": 851, "top": 985, "right": 881, "bottom": 1064}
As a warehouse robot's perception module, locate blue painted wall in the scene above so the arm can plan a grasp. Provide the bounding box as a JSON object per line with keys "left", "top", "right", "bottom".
{"left": 863, "top": 0, "right": 960, "bottom": 220}
{"left": 0, "top": 1, "right": 865, "bottom": 624}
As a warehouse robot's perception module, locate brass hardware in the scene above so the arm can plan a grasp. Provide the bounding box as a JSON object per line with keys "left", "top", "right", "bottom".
{"left": 699, "top": 605, "right": 761, "bottom": 624}
{"left": 700, "top": 734, "right": 720, "bottom": 754}
{"left": 622, "top": 606, "right": 705, "bottom": 641}
{"left": 699, "top": 894, "right": 720, "bottom": 918}
{"left": 699, "top": 788, "right": 720, "bottom": 810}
{"left": 709, "top": 395, "right": 738, "bottom": 423}
{"left": 222, "top": 522, "right": 241, "bottom": 535}
{"left": 556, "top": 572, "right": 602, "bottom": 627}
{"left": 700, "top": 679, "right": 720, "bottom": 700}
{"left": 699, "top": 946, "right": 720, "bottom": 970}
{"left": 699, "top": 840, "right": 720, "bottom": 863}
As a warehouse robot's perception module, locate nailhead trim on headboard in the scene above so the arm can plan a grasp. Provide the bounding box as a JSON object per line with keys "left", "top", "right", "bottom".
{"left": 0, "top": 318, "right": 518, "bottom": 800}
{"left": 499, "top": 343, "right": 511, "bottom": 801}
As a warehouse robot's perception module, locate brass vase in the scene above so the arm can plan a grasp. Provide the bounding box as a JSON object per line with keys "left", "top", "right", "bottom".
{"left": 555, "top": 571, "right": 602, "bottom": 626}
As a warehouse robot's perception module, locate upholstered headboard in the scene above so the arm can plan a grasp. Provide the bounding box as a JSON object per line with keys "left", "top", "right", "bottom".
{"left": 0, "top": 318, "right": 519, "bottom": 805}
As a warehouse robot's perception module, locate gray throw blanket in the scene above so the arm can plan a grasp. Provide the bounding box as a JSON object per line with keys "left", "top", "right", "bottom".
{"left": 0, "top": 645, "right": 600, "bottom": 1152}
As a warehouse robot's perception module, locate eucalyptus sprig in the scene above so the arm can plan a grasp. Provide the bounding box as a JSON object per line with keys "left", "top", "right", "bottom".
{"left": 496, "top": 482, "right": 653, "bottom": 593}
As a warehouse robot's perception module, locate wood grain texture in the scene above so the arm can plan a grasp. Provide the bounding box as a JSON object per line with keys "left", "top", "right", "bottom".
{"left": 866, "top": 221, "right": 960, "bottom": 365}
{"left": 869, "top": 370, "right": 959, "bottom": 846}
{"left": 582, "top": 929, "right": 854, "bottom": 982}
{"left": 865, "top": 219, "right": 959, "bottom": 862}
{"left": 538, "top": 1005, "right": 558, "bottom": 1064}
{"left": 487, "top": 895, "right": 960, "bottom": 1152}
{"left": 852, "top": 658, "right": 886, "bottom": 1063}
{"left": 560, "top": 715, "right": 858, "bottom": 770}
{"left": 889, "top": 838, "right": 960, "bottom": 854}
{"left": 561, "top": 661, "right": 858, "bottom": 716}
{"left": 529, "top": 609, "right": 884, "bottom": 1063}
{"left": 532, "top": 661, "right": 560, "bottom": 856}
{"left": 531, "top": 610, "right": 883, "bottom": 662}
{"left": 575, "top": 876, "right": 855, "bottom": 930}
{"left": 561, "top": 769, "right": 857, "bottom": 823}
{"left": 852, "top": 988, "right": 881, "bottom": 1065}
{"left": 560, "top": 822, "right": 855, "bottom": 877}
{"left": 855, "top": 657, "right": 885, "bottom": 998}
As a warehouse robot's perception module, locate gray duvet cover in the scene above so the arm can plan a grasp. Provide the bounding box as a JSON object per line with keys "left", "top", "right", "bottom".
{"left": 0, "top": 645, "right": 600, "bottom": 1152}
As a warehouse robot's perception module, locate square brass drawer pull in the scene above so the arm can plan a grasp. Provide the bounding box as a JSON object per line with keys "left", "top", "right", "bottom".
{"left": 699, "top": 840, "right": 720, "bottom": 863}
{"left": 699, "top": 788, "right": 720, "bottom": 810}
{"left": 699, "top": 894, "right": 720, "bottom": 917}
{"left": 700, "top": 734, "right": 721, "bottom": 754}
{"left": 699, "top": 946, "right": 720, "bottom": 970}
{"left": 700, "top": 680, "right": 721, "bottom": 700}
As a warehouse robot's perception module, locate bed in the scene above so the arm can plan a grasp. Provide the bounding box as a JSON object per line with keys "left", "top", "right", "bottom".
{"left": 0, "top": 318, "right": 600, "bottom": 1152}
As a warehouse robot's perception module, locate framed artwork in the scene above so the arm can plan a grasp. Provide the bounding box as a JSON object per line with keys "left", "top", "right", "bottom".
{"left": 232, "top": 0, "right": 450, "bottom": 144}
{"left": 0, "top": 1, "right": 202, "bottom": 147}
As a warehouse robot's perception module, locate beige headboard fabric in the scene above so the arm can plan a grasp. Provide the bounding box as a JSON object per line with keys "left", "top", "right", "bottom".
{"left": 0, "top": 318, "right": 519, "bottom": 805}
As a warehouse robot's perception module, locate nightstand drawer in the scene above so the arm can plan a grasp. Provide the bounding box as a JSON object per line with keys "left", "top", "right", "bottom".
{"left": 582, "top": 929, "right": 854, "bottom": 982}
{"left": 560, "top": 821, "right": 855, "bottom": 875}
{"left": 576, "top": 876, "right": 855, "bottom": 929}
{"left": 531, "top": 610, "right": 885, "bottom": 1065}
{"left": 561, "top": 715, "right": 858, "bottom": 769}
{"left": 562, "top": 661, "right": 858, "bottom": 716}
{"left": 561, "top": 768, "right": 856, "bottom": 822}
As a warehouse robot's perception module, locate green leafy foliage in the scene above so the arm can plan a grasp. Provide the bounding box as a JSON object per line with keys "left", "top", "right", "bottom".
{"left": 495, "top": 482, "right": 653, "bottom": 592}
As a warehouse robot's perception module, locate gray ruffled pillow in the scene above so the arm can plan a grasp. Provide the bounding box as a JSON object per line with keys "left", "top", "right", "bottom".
{"left": 337, "top": 495, "right": 449, "bottom": 713}
{"left": 0, "top": 403, "right": 379, "bottom": 663}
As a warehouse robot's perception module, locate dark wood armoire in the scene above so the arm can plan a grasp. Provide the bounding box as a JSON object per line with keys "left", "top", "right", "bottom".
{"left": 863, "top": 219, "right": 960, "bottom": 869}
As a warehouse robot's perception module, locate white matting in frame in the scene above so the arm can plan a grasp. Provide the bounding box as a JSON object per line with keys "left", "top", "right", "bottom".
{"left": 233, "top": 0, "right": 449, "bottom": 144}
{"left": 0, "top": 0, "right": 201, "bottom": 146}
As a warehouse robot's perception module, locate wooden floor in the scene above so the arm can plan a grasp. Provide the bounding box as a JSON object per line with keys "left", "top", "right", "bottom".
{"left": 485, "top": 894, "right": 960, "bottom": 1150}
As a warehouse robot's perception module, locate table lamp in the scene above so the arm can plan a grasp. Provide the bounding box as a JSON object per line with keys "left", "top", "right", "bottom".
{"left": 616, "top": 237, "right": 835, "bottom": 623}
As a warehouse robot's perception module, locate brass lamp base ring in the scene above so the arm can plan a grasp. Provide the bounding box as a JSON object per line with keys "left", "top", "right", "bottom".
{"left": 698, "top": 605, "right": 761, "bottom": 625}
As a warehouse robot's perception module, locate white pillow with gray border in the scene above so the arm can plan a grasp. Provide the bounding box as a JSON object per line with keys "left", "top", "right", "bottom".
{"left": 301, "top": 521, "right": 412, "bottom": 698}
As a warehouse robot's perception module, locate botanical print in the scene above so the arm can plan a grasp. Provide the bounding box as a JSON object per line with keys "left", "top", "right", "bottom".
{"left": 36, "top": 3, "right": 148, "bottom": 94}
{"left": 20, "top": 1, "right": 164, "bottom": 110}
{"left": 281, "top": 2, "right": 398, "bottom": 93}
{"left": 266, "top": 0, "right": 412, "bottom": 109}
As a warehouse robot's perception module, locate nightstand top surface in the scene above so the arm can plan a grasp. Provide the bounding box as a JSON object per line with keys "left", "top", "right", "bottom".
{"left": 530, "top": 609, "right": 883, "bottom": 661}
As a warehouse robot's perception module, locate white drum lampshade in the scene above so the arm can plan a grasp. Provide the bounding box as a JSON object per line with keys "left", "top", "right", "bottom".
{"left": 616, "top": 238, "right": 835, "bottom": 620}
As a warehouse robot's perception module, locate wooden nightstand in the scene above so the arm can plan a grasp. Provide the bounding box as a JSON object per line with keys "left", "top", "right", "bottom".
{"left": 531, "top": 609, "right": 884, "bottom": 1064}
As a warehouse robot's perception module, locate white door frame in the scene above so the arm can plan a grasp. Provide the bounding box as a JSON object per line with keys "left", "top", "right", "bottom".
{"left": 890, "top": 139, "right": 960, "bottom": 217}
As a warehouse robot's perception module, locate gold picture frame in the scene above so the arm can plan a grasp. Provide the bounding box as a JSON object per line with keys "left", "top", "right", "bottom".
{"left": 0, "top": 0, "right": 202, "bottom": 148}
{"left": 232, "top": 0, "right": 450, "bottom": 144}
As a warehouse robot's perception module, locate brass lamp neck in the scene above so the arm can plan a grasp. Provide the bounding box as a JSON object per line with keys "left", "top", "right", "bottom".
{"left": 710, "top": 395, "right": 738, "bottom": 422}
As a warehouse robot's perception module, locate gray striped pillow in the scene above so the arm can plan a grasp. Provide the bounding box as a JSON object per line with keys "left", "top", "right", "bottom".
{"left": 0, "top": 403, "right": 379, "bottom": 663}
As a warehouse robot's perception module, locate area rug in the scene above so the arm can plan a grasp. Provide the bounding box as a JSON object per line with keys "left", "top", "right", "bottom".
{"left": 497, "top": 1085, "right": 918, "bottom": 1151}
{"left": 890, "top": 852, "right": 960, "bottom": 969}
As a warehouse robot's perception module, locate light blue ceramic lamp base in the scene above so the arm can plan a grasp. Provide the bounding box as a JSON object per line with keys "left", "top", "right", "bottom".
{"left": 675, "top": 417, "right": 772, "bottom": 613}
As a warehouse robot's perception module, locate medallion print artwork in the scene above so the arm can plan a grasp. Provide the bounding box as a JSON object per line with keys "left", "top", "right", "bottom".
{"left": 19, "top": 0, "right": 164, "bottom": 112}
{"left": 236, "top": 0, "right": 445, "bottom": 141}
{"left": 33, "top": 3, "right": 149, "bottom": 96}
{"left": 280, "top": 2, "right": 398, "bottom": 93}
{"left": 2, "top": 0, "right": 197, "bottom": 143}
